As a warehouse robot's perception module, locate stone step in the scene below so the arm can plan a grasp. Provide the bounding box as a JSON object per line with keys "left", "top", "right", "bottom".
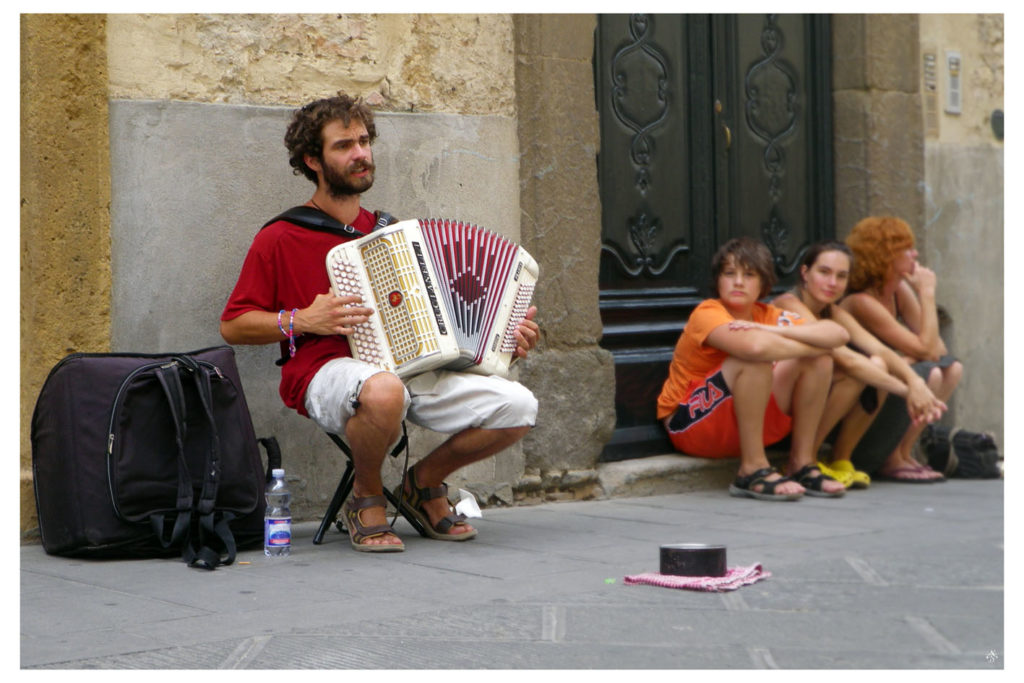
{"left": 595, "top": 451, "right": 788, "bottom": 499}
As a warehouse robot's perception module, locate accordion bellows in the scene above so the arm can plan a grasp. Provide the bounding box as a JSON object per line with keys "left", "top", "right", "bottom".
{"left": 327, "top": 219, "right": 538, "bottom": 379}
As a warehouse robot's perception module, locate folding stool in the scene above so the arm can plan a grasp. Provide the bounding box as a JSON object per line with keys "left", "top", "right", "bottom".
{"left": 312, "top": 425, "right": 426, "bottom": 544}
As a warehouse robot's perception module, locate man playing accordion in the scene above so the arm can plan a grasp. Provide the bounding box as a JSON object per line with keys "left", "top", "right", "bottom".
{"left": 221, "top": 94, "right": 539, "bottom": 552}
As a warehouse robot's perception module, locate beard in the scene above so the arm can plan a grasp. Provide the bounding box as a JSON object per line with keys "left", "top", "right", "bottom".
{"left": 322, "top": 157, "right": 375, "bottom": 197}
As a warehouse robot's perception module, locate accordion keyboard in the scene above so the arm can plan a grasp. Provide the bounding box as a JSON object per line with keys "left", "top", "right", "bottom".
{"left": 328, "top": 259, "right": 387, "bottom": 367}
{"left": 500, "top": 281, "right": 537, "bottom": 353}
{"left": 360, "top": 233, "right": 445, "bottom": 364}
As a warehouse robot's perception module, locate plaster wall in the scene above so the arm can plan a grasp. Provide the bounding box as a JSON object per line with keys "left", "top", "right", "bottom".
{"left": 918, "top": 14, "right": 1003, "bottom": 146}
{"left": 918, "top": 14, "right": 1004, "bottom": 442}
{"left": 922, "top": 144, "right": 1003, "bottom": 441}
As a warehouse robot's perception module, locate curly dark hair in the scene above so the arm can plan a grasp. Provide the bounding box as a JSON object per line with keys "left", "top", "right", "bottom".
{"left": 284, "top": 93, "right": 378, "bottom": 184}
{"left": 710, "top": 237, "right": 777, "bottom": 299}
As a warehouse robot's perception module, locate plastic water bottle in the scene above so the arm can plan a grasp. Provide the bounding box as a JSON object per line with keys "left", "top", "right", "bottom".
{"left": 264, "top": 468, "right": 292, "bottom": 557}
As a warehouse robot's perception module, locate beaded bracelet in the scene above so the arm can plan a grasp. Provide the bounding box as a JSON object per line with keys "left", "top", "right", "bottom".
{"left": 277, "top": 309, "right": 298, "bottom": 358}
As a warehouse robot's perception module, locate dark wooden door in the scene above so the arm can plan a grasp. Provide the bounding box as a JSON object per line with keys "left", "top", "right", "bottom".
{"left": 595, "top": 14, "right": 833, "bottom": 461}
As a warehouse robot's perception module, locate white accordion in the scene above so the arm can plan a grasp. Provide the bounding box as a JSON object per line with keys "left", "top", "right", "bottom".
{"left": 326, "top": 219, "right": 539, "bottom": 379}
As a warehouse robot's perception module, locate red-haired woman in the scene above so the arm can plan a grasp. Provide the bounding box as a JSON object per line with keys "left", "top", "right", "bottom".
{"left": 838, "top": 216, "right": 962, "bottom": 482}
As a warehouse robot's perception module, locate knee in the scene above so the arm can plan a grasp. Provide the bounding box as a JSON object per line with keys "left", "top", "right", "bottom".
{"left": 869, "top": 354, "right": 887, "bottom": 372}
{"left": 723, "top": 356, "right": 773, "bottom": 385}
{"left": 949, "top": 360, "right": 964, "bottom": 383}
{"left": 502, "top": 424, "right": 532, "bottom": 444}
{"left": 357, "top": 372, "right": 408, "bottom": 422}
{"left": 941, "top": 361, "right": 964, "bottom": 391}
{"left": 804, "top": 353, "right": 834, "bottom": 377}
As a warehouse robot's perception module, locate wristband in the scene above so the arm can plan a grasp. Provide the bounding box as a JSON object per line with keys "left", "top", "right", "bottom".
{"left": 278, "top": 309, "right": 297, "bottom": 358}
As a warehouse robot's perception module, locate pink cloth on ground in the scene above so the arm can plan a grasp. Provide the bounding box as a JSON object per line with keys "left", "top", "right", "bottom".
{"left": 624, "top": 563, "right": 770, "bottom": 592}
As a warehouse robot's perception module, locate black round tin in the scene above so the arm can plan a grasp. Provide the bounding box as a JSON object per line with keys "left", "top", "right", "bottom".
{"left": 660, "top": 543, "right": 727, "bottom": 577}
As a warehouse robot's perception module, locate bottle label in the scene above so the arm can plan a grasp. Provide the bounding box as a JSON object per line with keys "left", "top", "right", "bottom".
{"left": 265, "top": 518, "right": 291, "bottom": 547}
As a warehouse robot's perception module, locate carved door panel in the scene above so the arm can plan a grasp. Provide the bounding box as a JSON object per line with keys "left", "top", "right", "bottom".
{"left": 596, "top": 14, "right": 833, "bottom": 461}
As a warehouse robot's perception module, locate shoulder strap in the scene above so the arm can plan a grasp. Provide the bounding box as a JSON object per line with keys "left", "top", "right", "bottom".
{"left": 262, "top": 206, "right": 400, "bottom": 238}
{"left": 373, "top": 210, "right": 399, "bottom": 229}
{"left": 262, "top": 205, "right": 368, "bottom": 238}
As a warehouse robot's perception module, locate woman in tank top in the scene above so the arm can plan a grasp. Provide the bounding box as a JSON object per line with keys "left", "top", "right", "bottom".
{"left": 773, "top": 241, "right": 947, "bottom": 485}
{"left": 838, "top": 217, "right": 963, "bottom": 482}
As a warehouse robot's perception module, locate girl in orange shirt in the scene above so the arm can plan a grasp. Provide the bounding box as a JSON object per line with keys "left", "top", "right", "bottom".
{"left": 658, "top": 238, "right": 849, "bottom": 500}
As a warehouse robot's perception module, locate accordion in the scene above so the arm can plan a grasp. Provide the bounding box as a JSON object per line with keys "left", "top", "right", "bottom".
{"left": 326, "top": 219, "right": 538, "bottom": 379}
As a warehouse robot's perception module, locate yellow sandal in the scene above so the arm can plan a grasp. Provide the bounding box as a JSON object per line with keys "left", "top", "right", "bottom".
{"left": 827, "top": 459, "right": 870, "bottom": 489}
{"left": 816, "top": 461, "right": 853, "bottom": 488}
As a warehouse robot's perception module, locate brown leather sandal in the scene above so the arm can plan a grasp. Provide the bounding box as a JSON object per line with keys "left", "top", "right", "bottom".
{"left": 395, "top": 468, "right": 477, "bottom": 541}
{"left": 342, "top": 495, "right": 404, "bottom": 552}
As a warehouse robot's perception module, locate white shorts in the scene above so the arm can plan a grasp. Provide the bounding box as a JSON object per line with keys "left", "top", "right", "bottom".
{"left": 304, "top": 357, "right": 538, "bottom": 437}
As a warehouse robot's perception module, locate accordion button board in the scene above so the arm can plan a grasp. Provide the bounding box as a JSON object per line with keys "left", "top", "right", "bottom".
{"left": 326, "top": 219, "right": 538, "bottom": 380}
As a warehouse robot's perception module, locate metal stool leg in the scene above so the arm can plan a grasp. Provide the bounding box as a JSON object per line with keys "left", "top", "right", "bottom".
{"left": 314, "top": 425, "right": 425, "bottom": 544}
{"left": 313, "top": 460, "right": 354, "bottom": 545}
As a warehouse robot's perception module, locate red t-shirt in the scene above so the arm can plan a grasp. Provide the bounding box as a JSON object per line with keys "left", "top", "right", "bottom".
{"left": 221, "top": 208, "right": 377, "bottom": 415}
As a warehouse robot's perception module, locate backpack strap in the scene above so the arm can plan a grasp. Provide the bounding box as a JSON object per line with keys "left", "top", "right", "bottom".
{"left": 262, "top": 205, "right": 400, "bottom": 235}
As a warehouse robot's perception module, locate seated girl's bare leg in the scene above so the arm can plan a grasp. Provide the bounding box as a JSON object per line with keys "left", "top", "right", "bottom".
{"left": 826, "top": 354, "right": 886, "bottom": 460}
{"left": 773, "top": 354, "right": 845, "bottom": 495}
{"left": 933, "top": 362, "right": 963, "bottom": 402}
{"left": 832, "top": 396, "right": 883, "bottom": 463}
{"left": 720, "top": 356, "right": 804, "bottom": 497}
{"left": 815, "top": 367, "right": 867, "bottom": 454}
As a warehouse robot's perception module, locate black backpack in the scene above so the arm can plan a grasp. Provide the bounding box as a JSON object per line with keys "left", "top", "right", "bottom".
{"left": 31, "top": 346, "right": 279, "bottom": 569}
{"left": 921, "top": 425, "right": 1003, "bottom": 479}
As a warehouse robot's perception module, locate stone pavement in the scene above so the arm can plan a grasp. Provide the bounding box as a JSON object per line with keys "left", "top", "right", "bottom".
{"left": 21, "top": 477, "right": 1004, "bottom": 670}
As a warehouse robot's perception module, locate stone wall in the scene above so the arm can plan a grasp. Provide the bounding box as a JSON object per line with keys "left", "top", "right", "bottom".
{"left": 22, "top": 13, "right": 617, "bottom": 532}
{"left": 21, "top": 14, "right": 112, "bottom": 531}
{"left": 512, "top": 15, "right": 616, "bottom": 501}
{"left": 832, "top": 14, "right": 925, "bottom": 234}
{"left": 106, "top": 14, "right": 516, "bottom": 115}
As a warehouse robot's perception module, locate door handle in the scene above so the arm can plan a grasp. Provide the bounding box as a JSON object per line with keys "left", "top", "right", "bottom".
{"left": 715, "top": 99, "right": 731, "bottom": 150}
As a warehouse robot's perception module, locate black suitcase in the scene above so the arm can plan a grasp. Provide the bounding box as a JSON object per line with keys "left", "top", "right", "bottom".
{"left": 31, "top": 345, "right": 272, "bottom": 568}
